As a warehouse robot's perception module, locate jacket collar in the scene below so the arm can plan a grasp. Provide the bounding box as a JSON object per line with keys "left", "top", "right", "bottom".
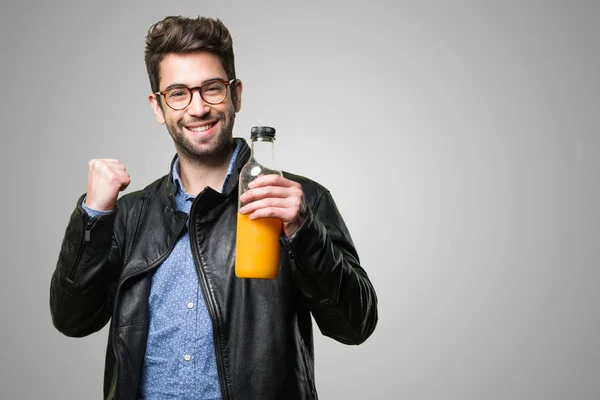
{"left": 164, "top": 137, "right": 251, "bottom": 199}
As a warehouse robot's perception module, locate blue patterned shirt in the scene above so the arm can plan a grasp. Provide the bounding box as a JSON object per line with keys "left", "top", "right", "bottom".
{"left": 82, "top": 140, "right": 243, "bottom": 400}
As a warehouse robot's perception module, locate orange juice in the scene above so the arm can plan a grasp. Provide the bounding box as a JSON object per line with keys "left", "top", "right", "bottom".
{"left": 235, "top": 213, "right": 282, "bottom": 278}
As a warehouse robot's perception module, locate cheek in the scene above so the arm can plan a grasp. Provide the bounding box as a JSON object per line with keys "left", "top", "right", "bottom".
{"left": 223, "top": 103, "right": 236, "bottom": 121}
{"left": 165, "top": 111, "right": 183, "bottom": 126}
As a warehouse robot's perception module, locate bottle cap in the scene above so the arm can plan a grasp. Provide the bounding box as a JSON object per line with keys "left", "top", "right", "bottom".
{"left": 251, "top": 126, "right": 276, "bottom": 140}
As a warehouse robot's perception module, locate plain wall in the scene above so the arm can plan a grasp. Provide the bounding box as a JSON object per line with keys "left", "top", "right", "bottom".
{"left": 0, "top": 0, "right": 598, "bottom": 399}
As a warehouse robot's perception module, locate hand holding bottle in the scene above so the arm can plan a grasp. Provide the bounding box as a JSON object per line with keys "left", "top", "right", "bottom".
{"left": 84, "top": 159, "right": 131, "bottom": 211}
{"left": 238, "top": 174, "right": 307, "bottom": 238}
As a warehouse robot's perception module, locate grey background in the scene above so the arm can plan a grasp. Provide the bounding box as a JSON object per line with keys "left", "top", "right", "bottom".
{"left": 1, "top": 0, "right": 598, "bottom": 399}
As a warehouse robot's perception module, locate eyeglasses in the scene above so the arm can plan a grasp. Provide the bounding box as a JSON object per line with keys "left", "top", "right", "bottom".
{"left": 155, "top": 79, "right": 236, "bottom": 110}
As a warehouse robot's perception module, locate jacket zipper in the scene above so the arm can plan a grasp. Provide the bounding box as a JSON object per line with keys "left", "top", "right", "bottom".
{"left": 108, "top": 225, "right": 186, "bottom": 399}
{"left": 188, "top": 209, "right": 231, "bottom": 400}
{"left": 66, "top": 216, "right": 99, "bottom": 281}
{"left": 108, "top": 200, "right": 187, "bottom": 399}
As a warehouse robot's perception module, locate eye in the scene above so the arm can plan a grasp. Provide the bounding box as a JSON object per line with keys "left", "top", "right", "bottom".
{"left": 204, "top": 83, "right": 224, "bottom": 93}
{"left": 168, "top": 90, "right": 187, "bottom": 98}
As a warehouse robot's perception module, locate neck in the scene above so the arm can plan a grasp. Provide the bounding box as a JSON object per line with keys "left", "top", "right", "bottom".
{"left": 177, "top": 145, "right": 236, "bottom": 196}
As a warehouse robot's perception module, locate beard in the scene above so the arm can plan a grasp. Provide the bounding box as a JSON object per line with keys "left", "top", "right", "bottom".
{"left": 166, "top": 104, "right": 236, "bottom": 164}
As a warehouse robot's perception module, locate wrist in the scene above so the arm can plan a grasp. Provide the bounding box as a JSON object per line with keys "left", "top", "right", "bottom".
{"left": 82, "top": 196, "right": 116, "bottom": 216}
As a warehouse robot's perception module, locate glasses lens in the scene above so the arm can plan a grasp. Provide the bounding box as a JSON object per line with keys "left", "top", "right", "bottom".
{"left": 201, "top": 81, "right": 227, "bottom": 104}
{"left": 165, "top": 87, "right": 191, "bottom": 110}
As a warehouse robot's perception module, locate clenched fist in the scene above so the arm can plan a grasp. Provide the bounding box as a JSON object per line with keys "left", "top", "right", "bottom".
{"left": 84, "top": 159, "right": 131, "bottom": 211}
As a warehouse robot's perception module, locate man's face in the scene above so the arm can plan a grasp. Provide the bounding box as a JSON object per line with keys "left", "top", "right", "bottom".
{"left": 149, "top": 52, "right": 242, "bottom": 162}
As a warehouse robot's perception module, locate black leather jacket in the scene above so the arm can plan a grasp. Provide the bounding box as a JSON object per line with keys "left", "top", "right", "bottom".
{"left": 50, "top": 141, "right": 378, "bottom": 399}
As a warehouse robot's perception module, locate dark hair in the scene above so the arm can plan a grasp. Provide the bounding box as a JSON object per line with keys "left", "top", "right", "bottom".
{"left": 144, "top": 16, "right": 236, "bottom": 94}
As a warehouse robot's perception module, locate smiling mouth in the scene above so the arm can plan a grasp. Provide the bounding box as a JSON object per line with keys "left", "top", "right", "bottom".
{"left": 186, "top": 122, "right": 215, "bottom": 132}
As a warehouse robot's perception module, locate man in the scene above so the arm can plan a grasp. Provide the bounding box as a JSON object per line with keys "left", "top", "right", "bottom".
{"left": 50, "top": 15, "right": 378, "bottom": 400}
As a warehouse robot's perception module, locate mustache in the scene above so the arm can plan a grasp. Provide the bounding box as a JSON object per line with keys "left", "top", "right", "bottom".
{"left": 179, "top": 110, "right": 225, "bottom": 126}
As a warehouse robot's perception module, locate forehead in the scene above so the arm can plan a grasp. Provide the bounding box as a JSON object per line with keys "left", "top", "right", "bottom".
{"left": 158, "top": 52, "right": 226, "bottom": 87}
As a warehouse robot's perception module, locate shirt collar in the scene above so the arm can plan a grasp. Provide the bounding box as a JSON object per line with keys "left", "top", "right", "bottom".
{"left": 171, "top": 139, "right": 244, "bottom": 198}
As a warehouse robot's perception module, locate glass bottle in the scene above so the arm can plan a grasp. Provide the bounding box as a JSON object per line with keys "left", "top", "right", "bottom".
{"left": 235, "top": 126, "right": 283, "bottom": 279}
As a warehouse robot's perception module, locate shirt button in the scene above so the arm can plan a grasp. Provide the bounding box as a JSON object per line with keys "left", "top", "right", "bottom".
{"left": 184, "top": 354, "right": 191, "bottom": 361}
{"left": 187, "top": 302, "right": 194, "bottom": 309}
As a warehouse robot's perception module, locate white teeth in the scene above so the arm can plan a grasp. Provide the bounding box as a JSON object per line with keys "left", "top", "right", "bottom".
{"left": 189, "top": 124, "right": 213, "bottom": 132}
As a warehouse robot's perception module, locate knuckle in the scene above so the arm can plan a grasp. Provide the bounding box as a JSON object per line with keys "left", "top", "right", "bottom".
{"left": 106, "top": 171, "right": 118, "bottom": 182}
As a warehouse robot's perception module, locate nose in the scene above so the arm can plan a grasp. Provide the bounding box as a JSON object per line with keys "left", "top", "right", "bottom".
{"left": 186, "top": 88, "right": 210, "bottom": 117}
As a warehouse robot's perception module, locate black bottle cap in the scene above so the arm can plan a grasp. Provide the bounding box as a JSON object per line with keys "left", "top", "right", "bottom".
{"left": 251, "top": 126, "right": 276, "bottom": 140}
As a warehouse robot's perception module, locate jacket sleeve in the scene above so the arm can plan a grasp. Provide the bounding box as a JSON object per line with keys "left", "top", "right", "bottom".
{"left": 49, "top": 194, "right": 123, "bottom": 337}
{"left": 285, "top": 189, "right": 378, "bottom": 345}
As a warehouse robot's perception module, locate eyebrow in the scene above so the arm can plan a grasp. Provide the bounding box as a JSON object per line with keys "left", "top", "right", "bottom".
{"left": 163, "top": 77, "right": 227, "bottom": 91}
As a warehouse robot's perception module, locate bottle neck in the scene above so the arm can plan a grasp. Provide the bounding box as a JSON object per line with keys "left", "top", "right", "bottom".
{"left": 251, "top": 138, "right": 277, "bottom": 170}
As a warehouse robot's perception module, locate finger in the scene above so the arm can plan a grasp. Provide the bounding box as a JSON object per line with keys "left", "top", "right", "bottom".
{"left": 240, "top": 186, "right": 293, "bottom": 203}
{"left": 239, "top": 197, "right": 295, "bottom": 215}
{"left": 108, "top": 163, "right": 128, "bottom": 173}
{"left": 88, "top": 160, "right": 124, "bottom": 175}
{"left": 96, "top": 167, "right": 130, "bottom": 188}
{"left": 248, "top": 174, "right": 298, "bottom": 189}
{"left": 119, "top": 177, "right": 131, "bottom": 191}
{"left": 112, "top": 169, "right": 131, "bottom": 190}
{"left": 100, "top": 163, "right": 127, "bottom": 179}
{"left": 115, "top": 168, "right": 131, "bottom": 181}
{"left": 116, "top": 170, "right": 131, "bottom": 182}
{"left": 244, "top": 182, "right": 303, "bottom": 200}
{"left": 248, "top": 206, "right": 297, "bottom": 222}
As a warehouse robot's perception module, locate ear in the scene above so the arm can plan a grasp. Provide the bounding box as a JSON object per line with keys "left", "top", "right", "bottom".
{"left": 233, "top": 79, "right": 243, "bottom": 112}
{"left": 149, "top": 93, "right": 166, "bottom": 124}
